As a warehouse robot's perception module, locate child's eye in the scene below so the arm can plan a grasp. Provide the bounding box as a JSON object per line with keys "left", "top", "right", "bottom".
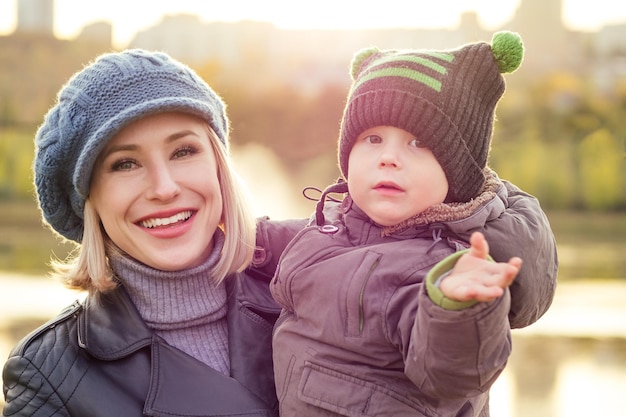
{"left": 111, "top": 159, "right": 137, "bottom": 171}
{"left": 364, "top": 134, "right": 383, "bottom": 144}
{"left": 409, "top": 138, "right": 426, "bottom": 148}
{"left": 173, "top": 145, "right": 198, "bottom": 159}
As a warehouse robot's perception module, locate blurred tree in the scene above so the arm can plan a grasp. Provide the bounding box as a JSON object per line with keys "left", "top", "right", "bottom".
{"left": 578, "top": 129, "right": 625, "bottom": 210}
{"left": 1, "top": 35, "right": 625, "bottom": 212}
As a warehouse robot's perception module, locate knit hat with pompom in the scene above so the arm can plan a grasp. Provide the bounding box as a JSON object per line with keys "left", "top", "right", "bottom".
{"left": 338, "top": 31, "right": 524, "bottom": 203}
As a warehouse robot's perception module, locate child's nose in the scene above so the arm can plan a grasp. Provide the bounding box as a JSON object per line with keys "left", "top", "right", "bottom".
{"left": 378, "top": 145, "right": 402, "bottom": 168}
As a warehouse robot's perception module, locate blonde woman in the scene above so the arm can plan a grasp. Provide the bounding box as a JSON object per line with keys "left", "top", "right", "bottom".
{"left": 2, "top": 50, "right": 278, "bottom": 416}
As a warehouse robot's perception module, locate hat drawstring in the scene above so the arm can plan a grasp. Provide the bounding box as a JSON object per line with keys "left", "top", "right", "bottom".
{"left": 426, "top": 225, "right": 444, "bottom": 254}
{"left": 302, "top": 179, "right": 348, "bottom": 226}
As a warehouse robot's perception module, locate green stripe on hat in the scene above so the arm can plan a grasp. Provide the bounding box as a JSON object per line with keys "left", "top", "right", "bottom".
{"left": 352, "top": 67, "right": 444, "bottom": 93}
{"left": 372, "top": 54, "right": 452, "bottom": 75}
{"left": 423, "top": 51, "right": 455, "bottom": 63}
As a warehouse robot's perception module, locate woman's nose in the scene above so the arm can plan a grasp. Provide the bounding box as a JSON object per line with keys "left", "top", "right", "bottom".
{"left": 145, "top": 165, "right": 181, "bottom": 201}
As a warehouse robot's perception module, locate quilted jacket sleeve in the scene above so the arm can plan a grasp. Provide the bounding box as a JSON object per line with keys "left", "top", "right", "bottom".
{"left": 386, "top": 249, "right": 512, "bottom": 401}
{"left": 483, "top": 180, "right": 558, "bottom": 329}
{"left": 2, "top": 302, "right": 83, "bottom": 417}
{"left": 3, "top": 355, "right": 70, "bottom": 417}
{"left": 251, "top": 216, "right": 308, "bottom": 278}
{"left": 395, "top": 278, "right": 512, "bottom": 400}
{"left": 2, "top": 314, "right": 81, "bottom": 417}
{"left": 408, "top": 287, "right": 511, "bottom": 400}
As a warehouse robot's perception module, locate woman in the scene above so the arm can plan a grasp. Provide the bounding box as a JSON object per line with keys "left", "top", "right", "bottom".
{"left": 2, "top": 49, "right": 280, "bottom": 417}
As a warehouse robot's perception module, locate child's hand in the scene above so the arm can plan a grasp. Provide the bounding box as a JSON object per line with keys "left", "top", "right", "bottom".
{"left": 439, "top": 232, "right": 522, "bottom": 303}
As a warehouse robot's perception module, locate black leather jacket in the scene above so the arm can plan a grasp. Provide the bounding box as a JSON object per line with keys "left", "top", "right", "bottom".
{"left": 2, "top": 269, "right": 281, "bottom": 417}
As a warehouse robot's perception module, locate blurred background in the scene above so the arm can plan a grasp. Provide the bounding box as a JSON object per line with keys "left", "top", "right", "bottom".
{"left": 0, "top": 0, "right": 625, "bottom": 415}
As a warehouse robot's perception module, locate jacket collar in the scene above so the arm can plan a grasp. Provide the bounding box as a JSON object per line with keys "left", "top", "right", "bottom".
{"left": 225, "top": 269, "right": 280, "bottom": 409}
{"left": 78, "top": 286, "right": 152, "bottom": 359}
{"left": 146, "top": 341, "right": 274, "bottom": 416}
{"left": 312, "top": 169, "right": 507, "bottom": 243}
{"left": 380, "top": 168, "right": 505, "bottom": 237}
{"left": 314, "top": 172, "right": 507, "bottom": 246}
{"left": 78, "top": 278, "right": 279, "bottom": 416}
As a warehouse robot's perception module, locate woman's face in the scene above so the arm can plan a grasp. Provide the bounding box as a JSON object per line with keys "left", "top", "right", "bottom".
{"left": 90, "top": 112, "right": 223, "bottom": 271}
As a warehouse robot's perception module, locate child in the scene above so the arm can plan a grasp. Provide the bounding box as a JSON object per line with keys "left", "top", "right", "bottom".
{"left": 270, "top": 31, "right": 526, "bottom": 416}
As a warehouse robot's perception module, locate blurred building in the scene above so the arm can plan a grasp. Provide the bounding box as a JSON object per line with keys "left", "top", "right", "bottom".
{"left": 130, "top": 15, "right": 274, "bottom": 69}
{"left": 594, "top": 24, "right": 626, "bottom": 93}
{"left": 1, "top": 0, "right": 626, "bottom": 124}
{"left": 16, "top": 0, "right": 54, "bottom": 35}
{"left": 76, "top": 21, "right": 113, "bottom": 46}
{"left": 0, "top": 0, "right": 112, "bottom": 126}
{"left": 505, "top": 0, "right": 579, "bottom": 73}
{"left": 124, "top": 0, "right": 625, "bottom": 89}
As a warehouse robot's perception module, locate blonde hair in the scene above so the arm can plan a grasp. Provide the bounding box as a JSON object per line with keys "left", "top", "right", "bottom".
{"left": 48, "top": 126, "right": 256, "bottom": 294}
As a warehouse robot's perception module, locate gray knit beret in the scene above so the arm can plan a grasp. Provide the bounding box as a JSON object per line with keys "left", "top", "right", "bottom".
{"left": 34, "top": 49, "right": 229, "bottom": 242}
{"left": 339, "top": 31, "right": 524, "bottom": 203}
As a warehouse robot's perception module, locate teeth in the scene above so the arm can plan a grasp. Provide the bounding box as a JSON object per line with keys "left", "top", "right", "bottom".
{"left": 140, "top": 211, "right": 192, "bottom": 228}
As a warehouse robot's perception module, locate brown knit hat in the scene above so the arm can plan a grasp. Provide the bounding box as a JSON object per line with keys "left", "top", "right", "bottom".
{"left": 338, "top": 31, "right": 524, "bottom": 203}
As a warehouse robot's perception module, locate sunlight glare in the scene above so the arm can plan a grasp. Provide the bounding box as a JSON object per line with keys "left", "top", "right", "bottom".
{"left": 1, "top": 0, "right": 626, "bottom": 49}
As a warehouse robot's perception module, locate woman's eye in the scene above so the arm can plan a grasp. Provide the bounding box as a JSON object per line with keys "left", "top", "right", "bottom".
{"left": 111, "top": 159, "right": 137, "bottom": 171}
{"left": 364, "top": 134, "right": 382, "bottom": 144}
{"left": 410, "top": 138, "right": 426, "bottom": 148}
{"left": 173, "top": 146, "right": 198, "bottom": 159}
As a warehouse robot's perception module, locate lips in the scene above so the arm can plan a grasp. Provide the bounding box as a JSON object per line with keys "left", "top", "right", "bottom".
{"left": 138, "top": 210, "right": 193, "bottom": 229}
{"left": 374, "top": 181, "right": 403, "bottom": 191}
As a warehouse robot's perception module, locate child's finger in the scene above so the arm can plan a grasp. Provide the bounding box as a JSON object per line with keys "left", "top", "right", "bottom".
{"left": 508, "top": 257, "right": 523, "bottom": 270}
{"left": 468, "top": 232, "right": 489, "bottom": 260}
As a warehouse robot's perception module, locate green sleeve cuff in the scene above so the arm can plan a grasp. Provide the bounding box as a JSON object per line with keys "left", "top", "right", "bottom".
{"left": 426, "top": 250, "right": 479, "bottom": 311}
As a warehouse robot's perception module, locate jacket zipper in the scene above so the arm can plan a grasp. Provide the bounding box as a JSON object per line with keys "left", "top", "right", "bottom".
{"left": 359, "top": 256, "right": 380, "bottom": 334}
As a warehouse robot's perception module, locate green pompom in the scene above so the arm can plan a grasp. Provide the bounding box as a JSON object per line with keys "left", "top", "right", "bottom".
{"left": 491, "top": 31, "right": 524, "bottom": 74}
{"left": 350, "top": 47, "right": 379, "bottom": 80}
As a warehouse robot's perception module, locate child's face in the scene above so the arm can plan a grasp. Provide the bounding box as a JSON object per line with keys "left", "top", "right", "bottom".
{"left": 90, "top": 111, "right": 223, "bottom": 271}
{"left": 347, "top": 126, "right": 448, "bottom": 226}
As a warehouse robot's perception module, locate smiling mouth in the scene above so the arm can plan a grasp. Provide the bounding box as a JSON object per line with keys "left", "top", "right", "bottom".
{"left": 139, "top": 211, "right": 193, "bottom": 228}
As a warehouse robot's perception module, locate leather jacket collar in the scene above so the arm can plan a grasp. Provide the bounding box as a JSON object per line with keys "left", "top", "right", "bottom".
{"left": 78, "top": 288, "right": 152, "bottom": 359}
{"left": 77, "top": 272, "right": 280, "bottom": 416}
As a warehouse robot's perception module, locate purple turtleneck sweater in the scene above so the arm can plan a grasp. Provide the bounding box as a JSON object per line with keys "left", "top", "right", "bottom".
{"left": 108, "top": 231, "right": 230, "bottom": 375}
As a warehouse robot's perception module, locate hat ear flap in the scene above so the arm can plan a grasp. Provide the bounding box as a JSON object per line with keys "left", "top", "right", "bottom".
{"left": 350, "top": 47, "right": 379, "bottom": 80}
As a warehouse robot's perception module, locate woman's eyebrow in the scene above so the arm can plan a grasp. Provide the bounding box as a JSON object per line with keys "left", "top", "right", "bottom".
{"left": 101, "top": 129, "right": 201, "bottom": 159}
{"left": 165, "top": 129, "right": 200, "bottom": 143}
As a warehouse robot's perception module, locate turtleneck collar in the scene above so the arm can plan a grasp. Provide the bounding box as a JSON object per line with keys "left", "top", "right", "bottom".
{"left": 108, "top": 229, "right": 227, "bottom": 331}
